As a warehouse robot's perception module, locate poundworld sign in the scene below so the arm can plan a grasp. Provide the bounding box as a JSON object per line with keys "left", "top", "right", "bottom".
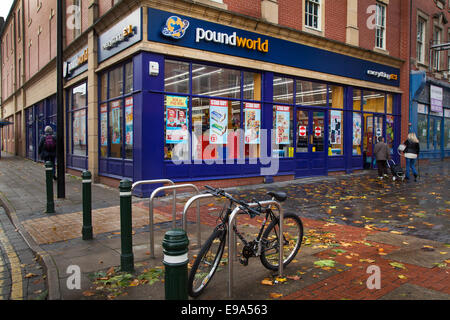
{"left": 148, "top": 8, "right": 400, "bottom": 87}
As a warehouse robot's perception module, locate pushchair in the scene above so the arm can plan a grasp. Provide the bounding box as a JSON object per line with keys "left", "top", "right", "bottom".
{"left": 387, "top": 159, "right": 405, "bottom": 181}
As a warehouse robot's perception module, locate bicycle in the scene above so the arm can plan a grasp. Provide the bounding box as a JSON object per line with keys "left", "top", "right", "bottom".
{"left": 187, "top": 185, "right": 304, "bottom": 298}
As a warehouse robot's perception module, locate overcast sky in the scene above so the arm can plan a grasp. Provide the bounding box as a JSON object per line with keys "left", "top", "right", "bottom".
{"left": 0, "top": 0, "right": 14, "bottom": 19}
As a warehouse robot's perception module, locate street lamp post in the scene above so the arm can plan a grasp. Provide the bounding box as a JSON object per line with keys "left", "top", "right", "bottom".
{"left": 57, "top": 0, "right": 66, "bottom": 198}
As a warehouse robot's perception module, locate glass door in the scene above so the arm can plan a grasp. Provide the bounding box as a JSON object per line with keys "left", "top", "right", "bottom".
{"left": 295, "top": 108, "right": 327, "bottom": 177}
{"left": 363, "top": 114, "right": 384, "bottom": 169}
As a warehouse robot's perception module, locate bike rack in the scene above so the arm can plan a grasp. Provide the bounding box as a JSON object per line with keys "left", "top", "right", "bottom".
{"left": 149, "top": 184, "right": 201, "bottom": 258}
{"left": 181, "top": 193, "right": 216, "bottom": 248}
{"left": 227, "top": 199, "right": 283, "bottom": 298}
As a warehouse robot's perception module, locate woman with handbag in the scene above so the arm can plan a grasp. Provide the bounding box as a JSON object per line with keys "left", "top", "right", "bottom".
{"left": 401, "top": 132, "right": 420, "bottom": 182}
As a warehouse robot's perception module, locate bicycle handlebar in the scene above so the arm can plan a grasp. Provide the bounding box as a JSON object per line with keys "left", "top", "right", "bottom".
{"left": 204, "top": 185, "right": 262, "bottom": 218}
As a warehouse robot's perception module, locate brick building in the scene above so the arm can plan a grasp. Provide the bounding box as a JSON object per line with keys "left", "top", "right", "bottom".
{"left": 409, "top": 0, "right": 450, "bottom": 160}
{"left": 0, "top": 0, "right": 414, "bottom": 195}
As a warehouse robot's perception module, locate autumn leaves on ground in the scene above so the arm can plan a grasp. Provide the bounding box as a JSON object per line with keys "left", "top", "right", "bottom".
{"left": 82, "top": 162, "right": 449, "bottom": 300}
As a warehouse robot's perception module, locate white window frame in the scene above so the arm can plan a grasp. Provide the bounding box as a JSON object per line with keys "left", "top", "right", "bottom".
{"left": 375, "top": 2, "right": 386, "bottom": 50}
{"left": 417, "top": 17, "right": 426, "bottom": 64}
{"left": 433, "top": 26, "right": 442, "bottom": 70}
{"left": 305, "top": 0, "right": 321, "bottom": 31}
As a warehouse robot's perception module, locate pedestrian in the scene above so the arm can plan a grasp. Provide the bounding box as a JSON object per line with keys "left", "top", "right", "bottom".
{"left": 373, "top": 136, "right": 390, "bottom": 180}
{"left": 38, "top": 126, "right": 57, "bottom": 180}
{"left": 402, "top": 132, "right": 420, "bottom": 182}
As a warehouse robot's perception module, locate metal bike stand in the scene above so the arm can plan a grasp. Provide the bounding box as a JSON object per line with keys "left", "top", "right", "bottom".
{"left": 131, "top": 179, "right": 176, "bottom": 225}
{"left": 182, "top": 193, "right": 215, "bottom": 248}
{"left": 227, "top": 199, "right": 283, "bottom": 298}
{"left": 149, "top": 184, "right": 201, "bottom": 258}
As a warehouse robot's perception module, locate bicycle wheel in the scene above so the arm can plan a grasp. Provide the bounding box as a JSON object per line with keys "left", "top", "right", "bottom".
{"left": 188, "top": 228, "right": 226, "bottom": 297}
{"left": 260, "top": 212, "right": 303, "bottom": 271}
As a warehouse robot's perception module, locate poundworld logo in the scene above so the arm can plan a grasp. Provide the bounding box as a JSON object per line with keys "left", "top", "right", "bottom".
{"left": 196, "top": 28, "right": 269, "bottom": 52}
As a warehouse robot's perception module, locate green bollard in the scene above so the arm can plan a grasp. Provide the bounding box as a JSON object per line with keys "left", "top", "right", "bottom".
{"left": 82, "top": 170, "right": 93, "bottom": 240}
{"left": 119, "top": 179, "right": 134, "bottom": 273}
{"left": 162, "top": 229, "right": 189, "bottom": 300}
{"left": 45, "top": 161, "right": 55, "bottom": 214}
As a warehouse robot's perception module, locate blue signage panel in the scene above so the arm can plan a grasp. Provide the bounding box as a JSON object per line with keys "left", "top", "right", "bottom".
{"left": 148, "top": 8, "right": 400, "bottom": 87}
{"left": 98, "top": 8, "right": 143, "bottom": 63}
{"left": 64, "top": 46, "right": 88, "bottom": 80}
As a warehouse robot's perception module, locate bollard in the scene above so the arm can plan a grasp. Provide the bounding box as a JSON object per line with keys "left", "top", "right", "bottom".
{"left": 45, "top": 161, "right": 55, "bottom": 214}
{"left": 162, "top": 229, "right": 189, "bottom": 300}
{"left": 81, "top": 170, "right": 93, "bottom": 240}
{"left": 119, "top": 179, "right": 134, "bottom": 273}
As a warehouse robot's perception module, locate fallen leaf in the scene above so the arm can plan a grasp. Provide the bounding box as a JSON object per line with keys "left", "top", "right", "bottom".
{"left": 82, "top": 291, "right": 95, "bottom": 297}
{"left": 314, "top": 260, "right": 336, "bottom": 268}
{"left": 389, "top": 262, "right": 406, "bottom": 270}
{"left": 129, "top": 279, "right": 140, "bottom": 287}
{"left": 25, "top": 273, "right": 37, "bottom": 278}
{"left": 261, "top": 279, "right": 273, "bottom": 286}
{"left": 398, "top": 275, "right": 407, "bottom": 280}
{"left": 270, "top": 293, "right": 283, "bottom": 299}
{"left": 275, "top": 277, "right": 287, "bottom": 283}
{"left": 287, "top": 275, "right": 301, "bottom": 281}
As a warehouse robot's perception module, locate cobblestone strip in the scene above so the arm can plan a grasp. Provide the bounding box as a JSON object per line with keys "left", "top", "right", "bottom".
{"left": 0, "top": 227, "right": 23, "bottom": 300}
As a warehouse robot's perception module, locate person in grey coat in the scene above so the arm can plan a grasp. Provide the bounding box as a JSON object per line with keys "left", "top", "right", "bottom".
{"left": 373, "top": 136, "right": 390, "bottom": 179}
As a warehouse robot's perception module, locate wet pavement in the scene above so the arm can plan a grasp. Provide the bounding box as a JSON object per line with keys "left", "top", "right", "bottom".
{"left": 230, "top": 160, "right": 450, "bottom": 243}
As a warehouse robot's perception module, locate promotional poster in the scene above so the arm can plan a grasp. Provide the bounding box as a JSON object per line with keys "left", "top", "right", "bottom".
{"left": 165, "top": 95, "right": 189, "bottom": 144}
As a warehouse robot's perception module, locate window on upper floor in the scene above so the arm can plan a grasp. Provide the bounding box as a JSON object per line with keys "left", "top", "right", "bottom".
{"left": 305, "top": 0, "right": 321, "bottom": 30}
{"left": 433, "top": 26, "right": 442, "bottom": 70}
{"left": 417, "top": 17, "right": 426, "bottom": 64}
{"left": 375, "top": 2, "right": 386, "bottom": 50}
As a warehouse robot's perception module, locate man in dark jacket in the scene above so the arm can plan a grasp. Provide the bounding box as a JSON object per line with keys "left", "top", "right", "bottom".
{"left": 373, "top": 136, "right": 390, "bottom": 180}
{"left": 38, "top": 126, "right": 57, "bottom": 180}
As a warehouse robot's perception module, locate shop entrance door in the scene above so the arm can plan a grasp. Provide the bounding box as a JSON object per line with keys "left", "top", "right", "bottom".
{"left": 363, "top": 114, "right": 384, "bottom": 169}
{"left": 295, "top": 108, "right": 327, "bottom": 177}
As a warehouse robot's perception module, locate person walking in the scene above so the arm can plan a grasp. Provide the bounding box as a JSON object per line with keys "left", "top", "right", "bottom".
{"left": 373, "top": 136, "right": 390, "bottom": 180}
{"left": 402, "top": 132, "right": 420, "bottom": 182}
{"left": 38, "top": 126, "right": 57, "bottom": 180}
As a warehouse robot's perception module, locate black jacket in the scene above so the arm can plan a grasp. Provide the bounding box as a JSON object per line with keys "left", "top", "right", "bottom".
{"left": 38, "top": 133, "right": 57, "bottom": 160}
{"left": 403, "top": 139, "right": 420, "bottom": 155}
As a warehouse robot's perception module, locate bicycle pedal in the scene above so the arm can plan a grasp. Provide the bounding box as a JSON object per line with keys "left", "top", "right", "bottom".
{"left": 239, "top": 257, "right": 248, "bottom": 266}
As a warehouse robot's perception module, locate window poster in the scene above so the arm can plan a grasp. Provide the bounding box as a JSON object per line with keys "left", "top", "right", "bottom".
{"left": 110, "top": 100, "right": 121, "bottom": 144}
{"left": 244, "top": 102, "right": 261, "bottom": 144}
{"left": 209, "top": 99, "right": 228, "bottom": 144}
{"left": 166, "top": 95, "right": 189, "bottom": 144}
{"left": 275, "top": 106, "right": 290, "bottom": 145}
{"left": 330, "top": 110, "right": 342, "bottom": 145}
{"left": 125, "top": 97, "right": 133, "bottom": 146}
{"left": 353, "top": 113, "right": 362, "bottom": 154}
{"left": 100, "top": 104, "right": 108, "bottom": 146}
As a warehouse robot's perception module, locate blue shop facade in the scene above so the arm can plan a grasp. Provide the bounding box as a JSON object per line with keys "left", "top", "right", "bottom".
{"left": 58, "top": 7, "right": 404, "bottom": 196}
{"left": 409, "top": 71, "right": 450, "bottom": 160}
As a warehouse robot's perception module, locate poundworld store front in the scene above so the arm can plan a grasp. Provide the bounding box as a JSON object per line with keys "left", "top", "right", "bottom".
{"left": 96, "top": 7, "right": 403, "bottom": 196}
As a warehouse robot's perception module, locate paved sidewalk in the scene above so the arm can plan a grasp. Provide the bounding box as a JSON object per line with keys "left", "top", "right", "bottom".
{"left": 0, "top": 152, "right": 448, "bottom": 300}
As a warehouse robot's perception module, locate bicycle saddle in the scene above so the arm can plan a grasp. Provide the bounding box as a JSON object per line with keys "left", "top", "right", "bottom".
{"left": 266, "top": 191, "right": 287, "bottom": 202}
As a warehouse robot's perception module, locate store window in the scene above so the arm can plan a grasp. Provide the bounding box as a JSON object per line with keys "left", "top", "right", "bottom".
{"left": 163, "top": 60, "right": 262, "bottom": 162}
{"left": 329, "top": 110, "right": 343, "bottom": 156}
{"left": 99, "top": 61, "right": 134, "bottom": 160}
{"left": 417, "top": 104, "right": 428, "bottom": 150}
{"left": 353, "top": 89, "right": 361, "bottom": 110}
{"left": 444, "top": 110, "right": 450, "bottom": 149}
{"left": 296, "top": 80, "right": 327, "bottom": 106}
{"left": 363, "top": 90, "right": 385, "bottom": 113}
{"left": 352, "top": 112, "right": 362, "bottom": 155}
{"left": 273, "top": 105, "right": 294, "bottom": 158}
{"left": 328, "top": 85, "right": 344, "bottom": 156}
{"left": 68, "top": 83, "right": 87, "bottom": 156}
{"left": 273, "top": 76, "right": 293, "bottom": 104}
{"left": 165, "top": 60, "right": 189, "bottom": 94}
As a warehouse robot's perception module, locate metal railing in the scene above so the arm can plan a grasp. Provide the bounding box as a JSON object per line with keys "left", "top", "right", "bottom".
{"left": 227, "top": 199, "right": 283, "bottom": 298}
{"left": 148, "top": 184, "right": 201, "bottom": 258}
